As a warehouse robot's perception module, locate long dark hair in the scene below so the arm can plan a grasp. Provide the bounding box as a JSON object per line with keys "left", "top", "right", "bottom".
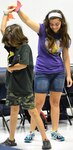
{"left": 2, "top": 24, "right": 28, "bottom": 47}
{"left": 44, "top": 9, "right": 71, "bottom": 49}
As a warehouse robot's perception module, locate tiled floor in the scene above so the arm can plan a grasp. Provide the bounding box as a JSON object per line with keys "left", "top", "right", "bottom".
{"left": 0, "top": 114, "right": 73, "bottom": 150}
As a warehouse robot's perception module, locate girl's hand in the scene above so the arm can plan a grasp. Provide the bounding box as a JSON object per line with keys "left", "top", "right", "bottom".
{"left": 66, "top": 76, "right": 73, "bottom": 87}
{"left": 7, "top": 67, "right": 13, "bottom": 73}
{"left": 6, "top": 6, "right": 16, "bottom": 14}
{"left": 7, "top": 1, "right": 22, "bottom": 13}
{"left": 3, "top": 7, "right": 15, "bottom": 21}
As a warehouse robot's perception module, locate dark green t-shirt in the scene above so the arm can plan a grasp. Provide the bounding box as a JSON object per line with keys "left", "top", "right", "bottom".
{"left": 5, "top": 43, "right": 34, "bottom": 96}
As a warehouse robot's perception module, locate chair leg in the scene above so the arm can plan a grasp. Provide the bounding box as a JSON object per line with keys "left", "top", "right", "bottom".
{"left": 64, "top": 88, "right": 73, "bottom": 116}
{"left": 0, "top": 109, "right": 10, "bottom": 132}
{"left": 65, "top": 111, "right": 72, "bottom": 125}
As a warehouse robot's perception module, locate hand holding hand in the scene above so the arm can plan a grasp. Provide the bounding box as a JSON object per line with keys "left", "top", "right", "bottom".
{"left": 7, "top": 0, "right": 22, "bottom": 13}
{"left": 4, "top": 6, "right": 15, "bottom": 15}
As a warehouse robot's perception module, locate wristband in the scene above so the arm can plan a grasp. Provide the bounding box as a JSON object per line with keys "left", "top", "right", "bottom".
{"left": 3, "top": 11, "right": 8, "bottom": 16}
{"left": 17, "top": 9, "right": 20, "bottom": 13}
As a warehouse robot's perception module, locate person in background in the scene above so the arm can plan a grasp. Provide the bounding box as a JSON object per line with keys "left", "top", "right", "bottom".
{"left": 7, "top": 2, "right": 73, "bottom": 143}
{"left": 0, "top": 7, "right": 51, "bottom": 150}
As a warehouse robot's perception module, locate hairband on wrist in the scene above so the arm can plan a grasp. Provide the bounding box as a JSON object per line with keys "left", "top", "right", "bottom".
{"left": 3, "top": 11, "right": 8, "bottom": 16}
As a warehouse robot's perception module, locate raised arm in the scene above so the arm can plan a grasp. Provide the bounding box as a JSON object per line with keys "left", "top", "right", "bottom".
{"left": 7, "top": 2, "right": 40, "bottom": 34}
{"left": 1, "top": 8, "right": 15, "bottom": 35}
{"left": 17, "top": 10, "right": 40, "bottom": 33}
{"left": 1, "top": 12, "right": 8, "bottom": 35}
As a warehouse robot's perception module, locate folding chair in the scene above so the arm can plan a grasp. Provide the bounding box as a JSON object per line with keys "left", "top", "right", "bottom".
{"left": 0, "top": 84, "right": 10, "bottom": 132}
{"left": 60, "top": 87, "right": 73, "bottom": 125}
{"left": 0, "top": 102, "right": 10, "bottom": 132}
{"left": 42, "top": 86, "right": 73, "bottom": 125}
{"left": 0, "top": 68, "right": 10, "bottom": 132}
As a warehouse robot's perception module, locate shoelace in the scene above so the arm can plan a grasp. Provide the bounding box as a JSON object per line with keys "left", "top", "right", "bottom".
{"left": 52, "top": 132, "right": 63, "bottom": 139}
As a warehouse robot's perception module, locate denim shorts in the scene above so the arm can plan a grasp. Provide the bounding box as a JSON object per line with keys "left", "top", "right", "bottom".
{"left": 34, "top": 72, "right": 66, "bottom": 93}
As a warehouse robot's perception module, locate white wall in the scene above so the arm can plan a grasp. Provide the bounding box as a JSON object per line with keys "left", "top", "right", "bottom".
{"left": 0, "top": 0, "right": 73, "bottom": 67}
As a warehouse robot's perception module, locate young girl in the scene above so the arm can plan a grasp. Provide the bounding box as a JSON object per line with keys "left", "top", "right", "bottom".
{"left": 0, "top": 8, "right": 51, "bottom": 150}
{"left": 7, "top": 3, "right": 72, "bottom": 143}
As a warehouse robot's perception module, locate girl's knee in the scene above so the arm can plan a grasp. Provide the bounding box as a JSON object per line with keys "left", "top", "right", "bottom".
{"left": 29, "top": 108, "right": 38, "bottom": 117}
